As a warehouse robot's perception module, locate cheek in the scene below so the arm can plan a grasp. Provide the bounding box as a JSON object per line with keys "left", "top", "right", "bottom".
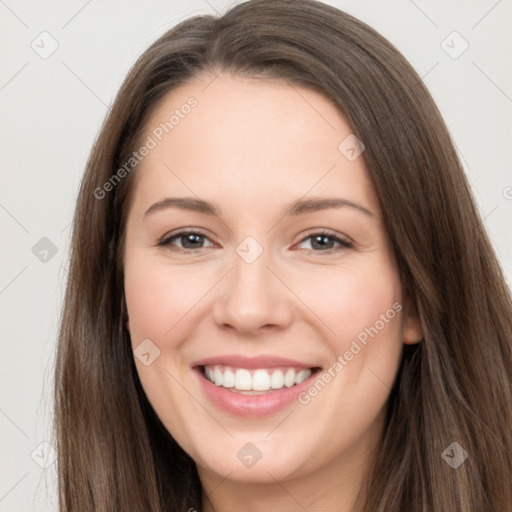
{"left": 294, "top": 261, "right": 404, "bottom": 408}
{"left": 289, "top": 266, "right": 403, "bottom": 463}
{"left": 298, "top": 262, "right": 402, "bottom": 345}
{"left": 124, "top": 255, "right": 207, "bottom": 344}
{"left": 123, "top": 254, "right": 204, "bottom": 436}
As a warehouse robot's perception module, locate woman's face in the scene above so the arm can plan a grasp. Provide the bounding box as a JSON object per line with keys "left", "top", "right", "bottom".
{"left": 123, "top": 73, "right": 422, "bottom": 490}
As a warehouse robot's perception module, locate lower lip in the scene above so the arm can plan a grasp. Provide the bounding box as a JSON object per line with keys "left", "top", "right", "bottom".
{"left": 192, "top": 367, "right": 320, "bottom": 418}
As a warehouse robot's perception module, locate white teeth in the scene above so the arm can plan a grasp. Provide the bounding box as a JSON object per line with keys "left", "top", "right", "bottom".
{"left": 270, "top": 369, "right": 284, "bottom": 389}
{"left": 235, "top": 369, "right": 252, "bottom": 390}
{"left": 222, "top": 369, "right": 235, "bottom": 388}
{"left": 295, "top": 369, "right": 311, "bottom": 385}
{"left": 252, "top": 369, "right": 271, "bottom": 391}
{"left": 203, "top": 365, "right": 313, "bottom": 392}
{"left": 213, "top": 367, "right": 223, "bottom": 386}
{"left": 284, "top": 368, "right": 295, "bottom": 387}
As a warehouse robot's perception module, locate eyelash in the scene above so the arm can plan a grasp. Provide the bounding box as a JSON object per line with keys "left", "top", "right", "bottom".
{"left": 157, "top": 229, "right": 353, "bottom": 255}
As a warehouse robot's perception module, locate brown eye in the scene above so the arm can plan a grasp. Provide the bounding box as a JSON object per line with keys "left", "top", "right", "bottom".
{"left": 159, "top": 230, "right": 214, "bottom": 251}
{"left": 296, "top": 231, "right": 353, "bottom": 253}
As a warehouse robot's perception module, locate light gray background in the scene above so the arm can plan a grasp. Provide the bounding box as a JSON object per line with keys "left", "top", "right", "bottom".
{"left": 1, "top": 0, "right": 511, "bottom": 510}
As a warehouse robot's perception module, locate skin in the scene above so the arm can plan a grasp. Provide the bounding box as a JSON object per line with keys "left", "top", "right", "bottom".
{"left": 123, "top": 73, "right": 423, "bottom": 512}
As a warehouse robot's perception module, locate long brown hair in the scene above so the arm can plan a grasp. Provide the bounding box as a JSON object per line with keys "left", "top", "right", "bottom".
{"left": 54, "top": 0, "right": 512, "bottom": 510}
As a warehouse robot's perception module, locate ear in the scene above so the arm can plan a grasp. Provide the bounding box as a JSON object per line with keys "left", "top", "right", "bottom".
{"left": 402, "top": 295, "right": 423, "bottom": 344}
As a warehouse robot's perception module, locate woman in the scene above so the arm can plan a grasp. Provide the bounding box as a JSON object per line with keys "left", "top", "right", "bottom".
{"left": 54, "top": 0, "right": 512, "bottom": 510}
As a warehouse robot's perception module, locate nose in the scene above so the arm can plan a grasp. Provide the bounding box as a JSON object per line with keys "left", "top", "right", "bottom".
{"left": 212, "top": 248, "right": 294, "bottom": 335}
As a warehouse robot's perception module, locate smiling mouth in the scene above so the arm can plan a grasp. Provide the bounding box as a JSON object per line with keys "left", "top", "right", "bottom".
{"left": 197, "top": 364, "right": 322, "bottom": 395}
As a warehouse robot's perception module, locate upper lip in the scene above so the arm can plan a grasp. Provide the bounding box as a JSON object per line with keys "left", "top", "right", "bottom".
{"left": 191, "top": 354, "right": 320, "bottom": 370}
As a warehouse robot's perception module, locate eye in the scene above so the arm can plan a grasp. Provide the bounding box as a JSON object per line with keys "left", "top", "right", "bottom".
{"left": 158, "top": 230, "right": 214, "bottom": 251}
{"left": 295, "top": 230, "right": 353, "bottom": 253}
{"left": 157, "top": 229, "right": 353, "bottom": 254}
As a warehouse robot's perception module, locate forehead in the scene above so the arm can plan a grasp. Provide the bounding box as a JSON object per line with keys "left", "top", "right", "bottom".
{"left": 130, "top": 73, "right": 378, "bottom": 216}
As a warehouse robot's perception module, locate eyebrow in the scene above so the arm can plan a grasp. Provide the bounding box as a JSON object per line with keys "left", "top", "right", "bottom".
{"left": 143, "top": 196, "right": 374, "bottom": 218}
